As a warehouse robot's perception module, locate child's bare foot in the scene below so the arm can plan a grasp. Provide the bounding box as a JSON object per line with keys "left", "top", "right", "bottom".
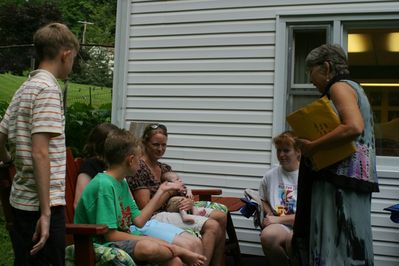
{"left": 181, "top": 211, "right": 195, "bottom": 224}
{"left": 173, "top": 246, "right": 206, "bottom": 266}
{"left": 193, "top": 207, "right": 206, "bottom": 216}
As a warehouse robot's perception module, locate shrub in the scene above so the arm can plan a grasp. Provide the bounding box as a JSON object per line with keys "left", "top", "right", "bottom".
{"left": 65, "top": 102, "right": 111, "bottom": 156}
{"left": 0, "top": 101, "right": 9, "bottom": 120}
{"left": 0, "top": 101, "right": 109, "bottom": 156}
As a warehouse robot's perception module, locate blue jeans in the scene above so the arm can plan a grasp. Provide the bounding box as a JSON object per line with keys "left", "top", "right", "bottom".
{"left": 11, "top": 206, "right": 65, "bottom": 266}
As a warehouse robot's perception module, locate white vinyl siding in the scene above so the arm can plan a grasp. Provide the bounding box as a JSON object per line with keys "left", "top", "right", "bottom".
{"left": 114, "top": 0, "right": 399, "bottom": 264}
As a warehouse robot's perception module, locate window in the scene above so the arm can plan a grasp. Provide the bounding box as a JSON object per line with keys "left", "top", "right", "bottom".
{"left": 285, "top": 20, "right": 399, "bottom": 157}
{"left": 346, "top": 26, "right": 399, "bottom": 156}
{"left": 287, "top": 25, "right": 329, "bottom": 115}
{"left": 293, "top": 30, "right": 327, "bottom": 84}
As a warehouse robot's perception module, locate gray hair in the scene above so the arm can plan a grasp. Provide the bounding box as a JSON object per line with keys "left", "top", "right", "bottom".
{"left": 305, "top": 44, "right": 349, "bottom": 76}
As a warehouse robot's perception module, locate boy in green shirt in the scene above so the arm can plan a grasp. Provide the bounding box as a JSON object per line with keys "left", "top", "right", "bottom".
{"left": 75, "top": 128, "right": 206, "bottom": 266}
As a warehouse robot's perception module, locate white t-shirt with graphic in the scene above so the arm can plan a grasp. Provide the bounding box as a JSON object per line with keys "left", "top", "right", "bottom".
{"left": 259, "top": 166, "right": 298, "bottom": 216}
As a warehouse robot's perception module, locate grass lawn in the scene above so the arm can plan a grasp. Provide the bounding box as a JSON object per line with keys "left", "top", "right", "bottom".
{"left": 0, "top": 213, "right": 13, "bottom": 265}
{"left": 0, "top": 74, "right": 26, "bottom": 101}
{"left": 0, "top": 73, "right": 112, "bottom": 108}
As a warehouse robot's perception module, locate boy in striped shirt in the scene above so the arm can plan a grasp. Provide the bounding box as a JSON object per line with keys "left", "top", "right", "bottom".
{"left": 0, "top": 23, "right": 79, "bottom": 265}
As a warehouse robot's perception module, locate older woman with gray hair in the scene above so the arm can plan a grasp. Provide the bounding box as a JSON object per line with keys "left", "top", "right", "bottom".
{"left": 292, "top": 44, "right": 379, "bottom": 266}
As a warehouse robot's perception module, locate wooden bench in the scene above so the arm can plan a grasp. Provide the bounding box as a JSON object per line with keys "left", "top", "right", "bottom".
{"left": 65, "top": 148, "right": 109, "bottom": 265}
{"left": 67, "top": 149, "right": 246, "bottom": 265}
{"left": 1, "top": 149, "right": 245, "bottom": 266}
{"left": 192, "top": 190, "right": 245, "bottom": 266}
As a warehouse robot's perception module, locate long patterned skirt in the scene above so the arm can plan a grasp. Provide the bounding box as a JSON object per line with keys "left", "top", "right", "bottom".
{"left": 309, "top": 179, "right": 374, "bottom": 266}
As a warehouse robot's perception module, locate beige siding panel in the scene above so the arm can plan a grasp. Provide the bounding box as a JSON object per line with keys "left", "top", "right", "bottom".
{"left": 127, "top": 72, "right": 274, "bottom": 84}
{"left": 128, "top": 59, "right": 274, "bottom": 72}
{"left": 373, "top": 185, "right": 399, "bottom": 200}
{"left": 372, "top": 198, "right": 399, "bottom": 213}
{"left": 374, "top": 256, "right": 399, "bottom": 266}
{"left": 126, "top": 97, "right": 273, "bottom": 110}
{"left": 233, "top": 215, "right": 259, "bottom": 229}
{"left": 372, "top": 227, "right": 399, "bottom": 242}
{"left": 377, "top": 176, "right": 399, "bottom": 186}
{"left": 126, "top": 84, "right": 274, "bottom": 97}
{"left": 125, "top": 109, "right": 272, "bottom": 124}
{"left": 166, "top": 147, "right": 269, "bottom": 164}
{"left": 189, "top": 185, "right": 266, "bottom": 194}
{"left": 212, "top": 187, "right": 261, "bottom": 198}
{"left": 130, "top": 46, "right": 275, "bottom": 60}
{"left": 164, "top": 122, "right": 273, "bottom": 137}
{"left": 132, "top": 0, "right": 391, "bottom": 14}
{"left": 124, "top": 121, "right": 273, "bottom": 137}
{"left": 130, "top": 20, "right": 275, "bottom": 37}
{"left": 179, "top": 173, "right": 263, "bottom": 189}
{"left": 167, "top": 135, "right": 271, "bottom": 151}
{"left": 240, "top": 243, "right": 264, "bottom": 256}
{"left": 163, "top": 159, "right": 266, "bottom": 177}
{"left": 372, "top": 213, "right": 399, "bottom": 228}
{"left": 130, "top": 8, "right": 277, "bottom": 25}
{"left": 377, "top": 168, "right": 399, "bottom": 179}
{"left": 131, "top": 2, "right": 399, "bottom": 25}
{"left": 373, "top": 241, "right": 399, "bottom": 257}
{"left": 130, "top": 33, "right": 275, "bottom": 48}
{"left": 236, "top": 228, "right": 263, "bottom": 242}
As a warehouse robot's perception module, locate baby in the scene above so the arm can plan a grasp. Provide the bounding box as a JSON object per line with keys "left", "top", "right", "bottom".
{"left": 162, "top": 171, "right": 208, "bottom": 224}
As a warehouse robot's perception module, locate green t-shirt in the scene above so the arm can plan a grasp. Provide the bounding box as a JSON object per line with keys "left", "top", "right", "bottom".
{"left": 74, "top": 172, "right": 142, "bottom": 245}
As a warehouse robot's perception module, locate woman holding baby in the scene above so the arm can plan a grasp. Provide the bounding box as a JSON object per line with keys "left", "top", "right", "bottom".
{"left": 126, "top": 123, "right": 227, "bottom": 266}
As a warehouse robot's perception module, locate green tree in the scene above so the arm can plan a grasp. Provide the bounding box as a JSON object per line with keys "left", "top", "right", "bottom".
{"left": 58, "top": 0, "right": 117, "bottom": 45}
{"left": 0, "top": 0, "right": 117, "bottom": 84}
{"left": 70, "top": 47, "right": 114, "bottom": 87}
{"left": 0, "top": 1, "right": 63, "bottom": 74}
{"left": 56, "top": 0, "right": 117, "bottom": 86}
{"left": 0, "top": 0, "right": 117, "bottom": 46}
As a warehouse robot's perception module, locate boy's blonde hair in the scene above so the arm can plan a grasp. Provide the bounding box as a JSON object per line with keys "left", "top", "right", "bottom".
{"left": 104, "top": 128, "right": 141, "bottom": 166}
{"left": 33, "top": 22, "right": 80, "bottom": 62}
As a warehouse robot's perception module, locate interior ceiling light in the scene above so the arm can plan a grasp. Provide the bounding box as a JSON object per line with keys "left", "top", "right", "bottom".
{"left": 387, "top": 32, "right": 399, "bottom": 52}
{"left": 361, "top": 83, "right": 399, "bottom": 87}
{"left": 348, "top": 34, "right": 370, "bottom": 53}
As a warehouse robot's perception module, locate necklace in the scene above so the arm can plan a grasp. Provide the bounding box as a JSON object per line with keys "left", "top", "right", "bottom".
{"left": 143, "top": 157, "right": 162, "bottom": 180}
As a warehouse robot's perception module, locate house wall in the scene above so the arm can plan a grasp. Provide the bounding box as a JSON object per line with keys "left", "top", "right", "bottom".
{"left": 113, "top": 1, "right": 399, "bottom": 264}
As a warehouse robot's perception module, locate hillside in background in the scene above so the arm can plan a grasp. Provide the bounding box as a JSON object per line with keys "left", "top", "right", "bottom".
{"left": 0, "top": 73, "right": 111, "bottom": 107}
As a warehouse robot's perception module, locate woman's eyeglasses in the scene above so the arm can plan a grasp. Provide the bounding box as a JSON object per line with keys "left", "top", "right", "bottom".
{"left": 142, "top": 123, "right": 168, "bottom": 140}
{"left": 148, "top": 123, "right": 167, "bottom": 132}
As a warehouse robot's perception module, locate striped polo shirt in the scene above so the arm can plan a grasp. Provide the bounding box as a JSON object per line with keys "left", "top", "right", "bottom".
{"left": 0, "top": 69, "right": 66, "bottom": 211}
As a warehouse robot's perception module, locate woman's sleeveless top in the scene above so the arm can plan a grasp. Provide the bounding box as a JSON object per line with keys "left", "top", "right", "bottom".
{"left": 326, "top": 80, "right": 378, "bottom": 192}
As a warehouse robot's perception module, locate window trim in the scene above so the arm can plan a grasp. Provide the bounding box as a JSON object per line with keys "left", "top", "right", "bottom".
{"left": 288, "top": 24, "right": 332, "bottom": 88}
{"left": 273, "top": 12, "right": 399, "bottom": 168}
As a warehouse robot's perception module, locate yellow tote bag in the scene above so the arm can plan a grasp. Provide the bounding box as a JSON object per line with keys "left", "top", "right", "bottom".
{"left": 286, "top": 96, "right": 356, "bottom": 171}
